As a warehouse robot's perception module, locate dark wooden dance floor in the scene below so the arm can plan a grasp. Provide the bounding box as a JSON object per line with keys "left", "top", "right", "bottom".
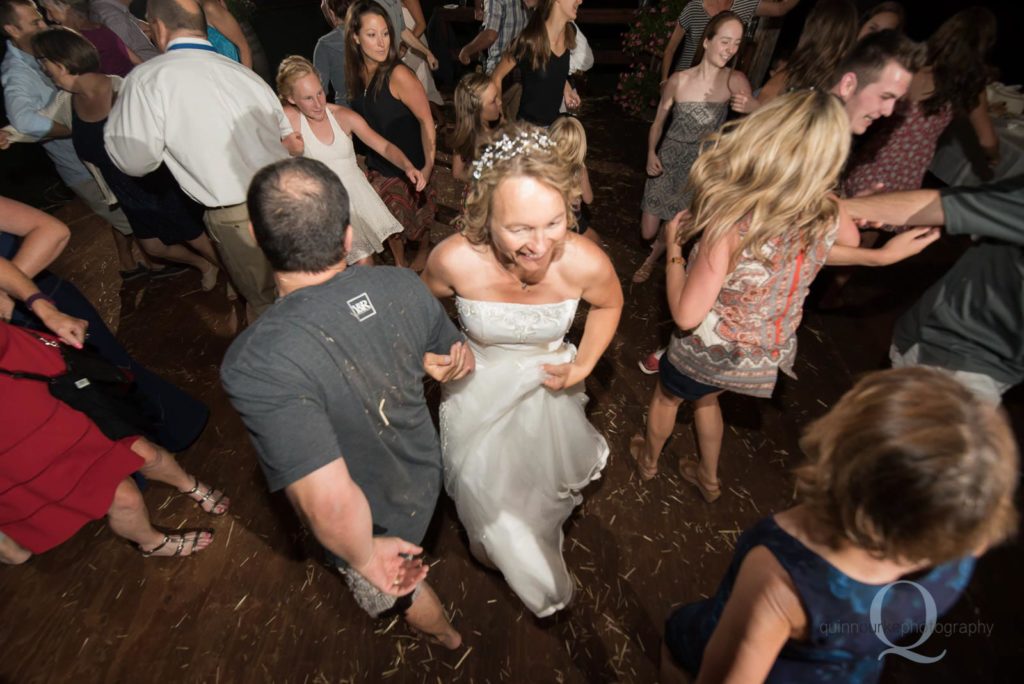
{"left": 1, "top": 98, "right": 1020, "bottom": 683}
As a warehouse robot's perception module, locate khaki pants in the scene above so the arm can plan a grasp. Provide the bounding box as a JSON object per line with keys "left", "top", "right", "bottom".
{"left": 203, "top": 203, "right": 276, "bottom": 315}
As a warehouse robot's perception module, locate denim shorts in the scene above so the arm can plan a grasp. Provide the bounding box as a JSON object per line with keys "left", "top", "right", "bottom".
{"left": 659, "top": 353, "right": 722, "bottom": 401}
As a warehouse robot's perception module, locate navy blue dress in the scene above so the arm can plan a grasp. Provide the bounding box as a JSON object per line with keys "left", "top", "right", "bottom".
{"left": 71, "top": 109, "right": 205, "bottom": 245}
{"left": 665, "top": 516, "right": 975, "bottom": 683}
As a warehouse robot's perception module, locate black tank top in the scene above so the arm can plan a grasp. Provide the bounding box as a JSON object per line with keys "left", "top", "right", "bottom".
{"left": 517, "top": 49, "right": 570, "bottom": 127}
{"left": 353, "top": 69, "right": 425, "bottom": 178}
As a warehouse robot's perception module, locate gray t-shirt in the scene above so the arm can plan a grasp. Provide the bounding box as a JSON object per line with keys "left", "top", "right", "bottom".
{"left": 893, "top": 175, "right": 1024, "bottom": 385}
{"left": 221, "top": 266, "right": 461, "bottom": 544}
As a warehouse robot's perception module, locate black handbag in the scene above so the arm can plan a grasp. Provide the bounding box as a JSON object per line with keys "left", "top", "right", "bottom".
{"left": 0, "top": 334, "right": 158, "bottom": 441}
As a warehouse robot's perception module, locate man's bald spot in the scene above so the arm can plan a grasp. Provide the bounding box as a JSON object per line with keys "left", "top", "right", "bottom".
{"left": 147, "top": 0, "right": 206, "bottom": 34}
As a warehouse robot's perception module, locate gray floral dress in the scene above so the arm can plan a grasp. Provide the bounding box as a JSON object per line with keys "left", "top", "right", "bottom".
{"left": 641, "top": 101, "right": 728, "bottom": 221}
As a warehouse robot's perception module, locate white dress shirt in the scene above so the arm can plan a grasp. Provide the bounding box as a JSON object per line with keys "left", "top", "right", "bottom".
{"left": 105, "top": 37, "right": 292, "bottom": 208}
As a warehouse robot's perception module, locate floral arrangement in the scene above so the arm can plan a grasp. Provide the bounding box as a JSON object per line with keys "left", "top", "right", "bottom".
{"left": 615, "top": 0, "right": 690, "bottom": 119}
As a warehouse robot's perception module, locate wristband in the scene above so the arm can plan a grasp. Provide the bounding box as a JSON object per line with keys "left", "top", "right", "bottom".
{"left": 669, "top": 256, "right": 686, "bottom": 266}
{"left": 24, "top": 292, "right": 55, "bottom": 311}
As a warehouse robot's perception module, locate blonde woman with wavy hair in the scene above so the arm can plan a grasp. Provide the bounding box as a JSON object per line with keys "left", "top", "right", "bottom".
{"left": 631, "top": 90, "right": 862, "bottom": 502}
{"left": 422, "top": 122, "right": 622, "bottom": 617}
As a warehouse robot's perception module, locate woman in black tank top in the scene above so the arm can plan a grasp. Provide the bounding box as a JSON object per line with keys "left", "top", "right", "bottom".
{"left": 491, "top": 0, "right": 581, "bottom": 127}
{"left": 345, "top": 1, "right": 436, "bottom": 271}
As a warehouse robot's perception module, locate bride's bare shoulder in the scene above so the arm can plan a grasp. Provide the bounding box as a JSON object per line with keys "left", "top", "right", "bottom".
{"left": 434, "top": 232, "right": 488, "bottom": 261}
{"left": 559, "top": 233, "right": 616, "bottom": 282}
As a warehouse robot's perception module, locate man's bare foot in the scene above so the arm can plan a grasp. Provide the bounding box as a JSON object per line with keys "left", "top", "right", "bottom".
{"left": 0, "top": 533, "right": 31, "bottom": 564}
{"left": 436, "top": 626, "right": 463, "bottom": 650}
{"left": 411, "top": 624, "right": 463, "bottom": 650}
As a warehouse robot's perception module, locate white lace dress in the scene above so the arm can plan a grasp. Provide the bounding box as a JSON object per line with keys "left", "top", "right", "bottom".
{"left": 299, "top": 112, "right": 403, "bottom": 263}
{"left": 440, "top": 297, "right": 609, "bottom": 617}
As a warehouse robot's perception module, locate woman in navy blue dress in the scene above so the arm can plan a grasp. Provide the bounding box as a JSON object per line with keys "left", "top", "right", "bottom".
{"left": 662, "top": 367, "right": 1019, "bottom": 683}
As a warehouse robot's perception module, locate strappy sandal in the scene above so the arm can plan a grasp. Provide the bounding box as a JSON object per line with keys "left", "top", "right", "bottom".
{"left": 181, "top": 477, "right": 229, "bottom": 515}
{"left": 679, "top": 457, "right": 722, "bottom": 503}
{"left": 629, "top": 434, "right": 658, "bottom": 481}
{"left": 632, "top": 260, "right": 655, "bottom": 284}
{"left": 138, "top": 531, "right": 210, "bottom": 557}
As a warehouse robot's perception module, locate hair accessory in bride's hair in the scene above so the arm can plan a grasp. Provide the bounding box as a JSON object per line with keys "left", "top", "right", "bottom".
{"left": 471, "top": 130, "right": 556, "bottom": 181}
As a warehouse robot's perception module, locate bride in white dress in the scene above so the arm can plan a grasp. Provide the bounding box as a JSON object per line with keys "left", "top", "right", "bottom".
{"left": 276, "top": 56, "right": 426, "bottom": 264}
{"left": 422, "top": 125, "right": 623, "bottom": 617}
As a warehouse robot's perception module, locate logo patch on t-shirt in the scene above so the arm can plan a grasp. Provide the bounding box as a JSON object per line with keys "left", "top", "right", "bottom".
{"left": 347, "top": 292, "right": 377, "bottom": 321}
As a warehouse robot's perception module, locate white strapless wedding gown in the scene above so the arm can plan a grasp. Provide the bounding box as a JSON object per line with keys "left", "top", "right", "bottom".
{"left": 440, "top": 297, "right": 609, "bottom": 617}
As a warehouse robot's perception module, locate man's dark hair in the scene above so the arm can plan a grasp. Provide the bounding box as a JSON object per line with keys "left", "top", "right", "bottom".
{"left": 0, "top": 0, "right": 35, "bottom": 38}
{"left": 147, "top": 0, "right": 207, "bottom": 34}
{"left": 832, "top": 29, "right": 924, "bottom": 92}
{"left": 248, "top": 157, "right": 351, "bottom": 273}
{"left": 32, "top": 27, "right": 101, "bottom": 75}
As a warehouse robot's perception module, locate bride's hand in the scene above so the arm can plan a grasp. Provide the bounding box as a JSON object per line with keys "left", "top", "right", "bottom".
{"left": 541, "top": 362, "right": 586, "bottom": 391}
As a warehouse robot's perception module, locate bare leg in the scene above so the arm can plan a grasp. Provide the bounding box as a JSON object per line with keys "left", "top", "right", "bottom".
{"left": 692, "top": 392, "right": 725, "bottom": 485}
{"left": 0, "top": 532, "right": 31, "bottom": 565}
{"left": 186, "top": 233, "right": 220, "bottom": 266}
{"left": 642, "top": 380, "right": 685, "bottom": 472}
{"left": 136, "top": 237, "right": 211, "bottom": 272}
{"left": 388, "top": 235, "right": 408, "bottom": 268}
{"left": 355, "top": 255, "right": 374, "bottom": 266}
{"left": 111, "top": 229, "right": 138, "bottom": 271}
{"left": 646, "top": 233, "right": 667, "bottom": 265}
{"left": 405, "top": 581, "right": 462, "bottom": 650}
{"left": 106, "top": 478, "right": 213, "bottom": 556}
{"left": 410, "top": 238, "right": 431, "bottom": 273}
{"left": 634, "top": 215, "right": 666, "bottom": 282}
{"left": 640, "top": 211, "right": 661, "bottom": 241}
{"left": 130, "top": 438, "right": 230, "bottom": 515}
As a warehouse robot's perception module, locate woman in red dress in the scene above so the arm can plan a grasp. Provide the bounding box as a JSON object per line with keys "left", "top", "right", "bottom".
{"left": 0, "top": 259, "right": 229, "bottom": 563}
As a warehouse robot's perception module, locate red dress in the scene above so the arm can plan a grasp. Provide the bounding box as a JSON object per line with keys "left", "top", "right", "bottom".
{"left": 0, "top": 324, "right": 143, "bottom": 554}
{"left": 843, "top": 100, "right": 953, "bottom": 232}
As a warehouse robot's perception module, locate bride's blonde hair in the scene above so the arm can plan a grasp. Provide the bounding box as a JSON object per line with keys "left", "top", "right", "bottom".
{"left": 459, "top": 122, "right": 580, "bottom": 245}
{"left": 679, "top": 89, "right": 851, "bottom": 264}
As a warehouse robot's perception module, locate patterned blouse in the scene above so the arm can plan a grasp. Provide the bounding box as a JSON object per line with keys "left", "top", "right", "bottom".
{"left": 666, "top": 217, "right": 838, "bottom": 398}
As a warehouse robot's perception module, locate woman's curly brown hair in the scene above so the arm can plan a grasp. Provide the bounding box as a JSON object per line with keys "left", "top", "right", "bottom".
{"left": 795, "top": 367, "right": 1018, "bottom": 564}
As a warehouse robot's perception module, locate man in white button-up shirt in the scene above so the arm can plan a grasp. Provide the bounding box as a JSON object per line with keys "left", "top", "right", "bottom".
{"left": 105, "top": 0, "right": 292, "bottom": 316}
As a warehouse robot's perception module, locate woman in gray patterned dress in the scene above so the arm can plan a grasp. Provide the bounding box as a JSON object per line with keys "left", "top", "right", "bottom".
{"left": 634, "top": 12, "right": 752, "bottom": 283}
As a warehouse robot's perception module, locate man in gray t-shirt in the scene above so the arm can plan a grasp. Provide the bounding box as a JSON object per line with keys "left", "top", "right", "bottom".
{"left": 221, "top": 158, "right": 470, "bottom": 648}
{"left": 845, "top": 175, "right": 1024, "bottom": 403}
